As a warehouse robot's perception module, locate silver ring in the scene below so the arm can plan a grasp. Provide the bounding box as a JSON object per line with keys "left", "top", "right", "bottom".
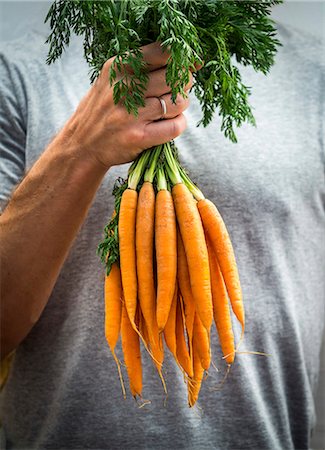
{"left": 158, "top": 97, "right": 167, "bottom": 118}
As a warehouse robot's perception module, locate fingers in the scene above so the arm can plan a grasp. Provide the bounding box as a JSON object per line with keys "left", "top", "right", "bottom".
{"left": 145, "top": 68, "right": 193, "bottom": 98}
{"left": 142, "top": 114, "right": 187, "bottom": 148}
{"left": 102, "top": 41, "right": 200, "bottom": 84}
{"left": 140, "top": 42, "right": 170, "bottom": 71}
{"left": 102, "top": 42, "right": 169, "bottom": 79}
{"left": 140, "top": 93, "right": 190, "bottom": 121}
{"left": 100, "top": 42, "right": 196, "bottom": 101}
{"left": 140, "top": 42, "right": 202, "bottom": 73}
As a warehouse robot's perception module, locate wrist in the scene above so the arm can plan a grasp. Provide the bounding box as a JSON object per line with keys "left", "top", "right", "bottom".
{"left": 53, "top": 125, "right": 111, "bottom": 177}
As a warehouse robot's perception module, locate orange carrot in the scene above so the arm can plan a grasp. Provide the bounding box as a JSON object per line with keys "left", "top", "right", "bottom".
{"left": 155, "top": 189, "right": 177, "bottom": 332}
{"left": 192, "top": 313, "right": 211, "bottom": 371}
{"left": 104, "top": 263, "right": 122, "bottom": 352}
{"left": 139, "top": 309, "right": 150, "bottom": 350}
{"left": 139, "top": 308, "right": 165, "bottom": 392}
{"left": 119, "top": 188, "right": 138, "bottom": 328}
{"left": 164, "top": 287, "right": 192, "bottom": 380}
{"left": 176, "top": 296, "right": 193, "bottom": 378}
{"left": 135, "top": 181, "right": 167, "bottom": 388}
{"left": 172, "top": 183, "right": 213, "bottom": 330}
{"left": 163, "top": 285, "right": 178, "bottom": 356}
{"left": 188, "top": 335, "right": 205, "bottom": 407}
{"left": 150, "top": 333, "right": 164, "bottom": 370}
{"left": 177, "top": 229, "right": 195, "bottom": 358}
{"left": 136, "top": 181, "right": 157, "bottom": 345}
{"left": 197, "top": 199, "right": 245, "bottom": 332}
{"left": 104, "top": 262, "right": 126, "bottom": 398}
{"left": 151, "top": 333, "right": 166, "bottom": 394}
{"left": 206, "top": 236, "right": 235, "bottom": 364}
{"left": 121, "top": 301, "right": 142, "bottom": 398}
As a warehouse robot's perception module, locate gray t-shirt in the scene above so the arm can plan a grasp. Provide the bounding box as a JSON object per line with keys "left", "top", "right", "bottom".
{"left": 0, "top": 25, "right": 324, "bottom": 450}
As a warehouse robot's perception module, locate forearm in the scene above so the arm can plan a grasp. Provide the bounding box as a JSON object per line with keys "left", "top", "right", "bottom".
{"left": 0, "top": 131, "right": 107, "bottom": 358}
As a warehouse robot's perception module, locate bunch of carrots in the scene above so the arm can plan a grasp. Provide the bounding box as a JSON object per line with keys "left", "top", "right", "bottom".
{"left": 99, "top": 142, "right": 245, "bottom": 407}
{"left": 45, "top": 0, "right": 280, "bottom": 407}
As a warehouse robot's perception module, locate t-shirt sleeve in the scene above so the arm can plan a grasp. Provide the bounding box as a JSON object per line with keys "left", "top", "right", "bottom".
{"left": 0, "top": 52, "right": 27, "bottom": 213}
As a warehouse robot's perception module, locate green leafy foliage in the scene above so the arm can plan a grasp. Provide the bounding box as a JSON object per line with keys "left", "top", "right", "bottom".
{"left": 45, "top": 0, "right": 282, "bottom": 142}
{"left": 97, "top": 178, "right": 127, "bottom": 275}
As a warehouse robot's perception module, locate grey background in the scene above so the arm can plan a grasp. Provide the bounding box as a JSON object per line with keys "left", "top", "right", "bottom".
{"left": 0, "top": 1, "right": 324, "bottom": 449}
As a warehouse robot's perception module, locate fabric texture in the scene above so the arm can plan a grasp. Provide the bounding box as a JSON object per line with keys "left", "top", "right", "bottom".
{"left": 0, "top": 25, "right": 324, "bottom": 450}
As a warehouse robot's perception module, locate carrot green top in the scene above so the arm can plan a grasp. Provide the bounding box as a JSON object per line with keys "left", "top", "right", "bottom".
{"left": 45, "top": 0, "right": 282, "bottom": 143}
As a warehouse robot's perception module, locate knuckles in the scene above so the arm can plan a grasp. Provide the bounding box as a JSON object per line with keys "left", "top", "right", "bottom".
{"left": 185, "top": 72, "right": 194, "bottom": 91}
{"left": 171, "top": 115, "right": 186, "bottom": 138}
{"left": 171, "top": 120, "right": 181, "bottom": 138}
{"left": 102, "top": 59, "right": 113, "bottom": 74}
{"left": 122, "top": 126, "right": 145, "bottom": 146}
{"left": 174, "top": 93, "right": 190, "bottom": 112}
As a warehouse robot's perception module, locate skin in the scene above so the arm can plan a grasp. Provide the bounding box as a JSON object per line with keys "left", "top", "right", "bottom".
{"left": 0, "top": 42, "right": 193, "bottom": 359}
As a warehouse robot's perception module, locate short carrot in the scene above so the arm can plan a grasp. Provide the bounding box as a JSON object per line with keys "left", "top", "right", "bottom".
{"left": 151, "top": 332, "right": 166, "bottom": 394}
{"left": 121, "top": 301, "right": 142, "bottom": 398}
{"left": 192, "top": 313, "right": 211, "bottom": 371}
{"left": 104, "top": 262, "right": 126, "bottom": 398}
{"left": 139, "top": 309, "right": 150, "bottom": 350}
{"left": 177, "top": 229, "right": 196, "bottom": 358}
{"left": 104, "top": 263, "right": 122, "bottom": 352}
{"left": 197, "top": 199, "right": 245, "bottom": 332}
{"left": 176, "top": 296, "right": 193, "bottom": 378}
{"left": 206, "top": 235, "right": 235, "bottom": 364}
{"left": 188, "top": 336, "right": 205, "bottom": 408}
{"left": 139, "top": 310, "right": 165, "bottom": 392}
{"left": 163, "top": 285, "right": 178, "bottom": 357}
{"left": 164, "top": 286, "right": 192, "bottom": 380}
{"left": 172, "top": 183, "right": 213, "bottom": 330}
{"left": 119, "top": 188, "right": 138, "bottom": 328}
{"left": 155, "top": 189, "right": 177, "bottom": 332}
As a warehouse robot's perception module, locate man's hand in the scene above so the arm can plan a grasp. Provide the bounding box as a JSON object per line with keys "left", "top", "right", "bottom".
{"left": 64, "top": 42, "right": 192, "bottom": 169}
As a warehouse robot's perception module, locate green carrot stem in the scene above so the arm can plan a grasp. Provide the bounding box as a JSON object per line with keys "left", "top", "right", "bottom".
{"left": 128, "top": 149, "right": 151, "bottom": 190}
{"left": 156, "top": 166, "right": 168, "bottom": 191}
{"left": 144, "top": 145, "right": 162, "bottom": 183}
{"left": 178, "top": 165, "right": 205, "bottom": 201}
{"left": 164, "top": 142, "right": 182, "bottom": 186}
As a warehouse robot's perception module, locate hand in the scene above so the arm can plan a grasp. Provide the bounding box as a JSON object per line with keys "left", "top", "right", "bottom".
{"left": 62, "top": 42, "right": 193, "bottom": 169}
